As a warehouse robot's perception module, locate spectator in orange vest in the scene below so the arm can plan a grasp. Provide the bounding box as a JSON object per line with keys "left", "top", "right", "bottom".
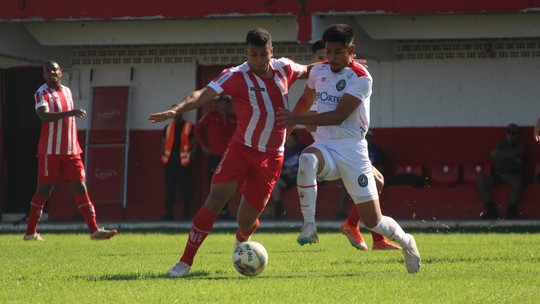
{"left": 161, "top": 110, "right": 198, "bottom": 220}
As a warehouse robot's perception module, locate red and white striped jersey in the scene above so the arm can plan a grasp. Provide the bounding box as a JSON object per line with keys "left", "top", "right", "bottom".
{"left": 208, "top": 58, "right": 304, "bottom": 154}
{"left": 34, "top": 84, "right": 82, "bottom": 155}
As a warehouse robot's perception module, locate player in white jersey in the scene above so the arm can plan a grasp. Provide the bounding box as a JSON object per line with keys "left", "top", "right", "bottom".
{"left": 306, "top": 40, "right": 401, "bottom": 251}
{"left": 279, "top": 24, "right": 420, "bottom": 273}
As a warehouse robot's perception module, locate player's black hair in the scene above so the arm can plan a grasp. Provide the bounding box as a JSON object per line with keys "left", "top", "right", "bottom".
{"left": 322, "top": 24, "right": 354, "bottom": 47}
{"left": 246, "top": 28, "right": 272, "bottom": 47}
{"left": 311, "top": 39, "right": 324, "bottom": 53}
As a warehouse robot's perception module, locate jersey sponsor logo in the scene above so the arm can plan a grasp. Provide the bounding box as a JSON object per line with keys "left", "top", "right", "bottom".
{"left": 316, "top": 91, "right": 340, "bottom": 103}
{"left": 358, "top": 174, "right": 368, "bottom": 187}
{"left": 216, "top": 71, "right": 233, "bottom": 85}
{"left": 250, "top": 87, "right": 265, "bottom": 92}
{"left": 44, "top": 155, "right": 49, "bottom": 177}
{"left": 336, "top": 79, "right": 346, "bottom": 91}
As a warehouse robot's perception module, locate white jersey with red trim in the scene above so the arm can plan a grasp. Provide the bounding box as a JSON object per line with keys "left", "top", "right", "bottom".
{"left": 34, "top": 84, "right": 82, "bottom": 155}
{"left": 308, "top": 61, "right": 372, "bottom": 141}
{"left": 208, "top": 57, "right": 304, "bottom": 154}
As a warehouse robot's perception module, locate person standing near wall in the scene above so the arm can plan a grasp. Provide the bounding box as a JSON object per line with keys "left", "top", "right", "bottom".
{"left": 534, "top": 117, "right": 540, "bottom": 142}
{"left": 161, "top": 111, "right": 197, "bottom": 220}
{"left": 24, "top": 61, "right": 117, "bottom": 241}
{"left": 478, "top": 123, "right": 525, "bottom": 219}
{"left": 194, "top": 95, "right": 236, "bottom": 219}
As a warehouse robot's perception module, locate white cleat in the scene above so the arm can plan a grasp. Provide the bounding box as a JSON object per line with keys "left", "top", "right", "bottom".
{"left": 168, "top": 261, "right": 191, "bottom": 278}
{"left": 403, "top": 234, "right": 421, "bottom": 273}
{"left": 23, "top": 233, "right": 44, "bottom": 241}
{"left": 297, "top": 222, "right": 318, "bottom": 246}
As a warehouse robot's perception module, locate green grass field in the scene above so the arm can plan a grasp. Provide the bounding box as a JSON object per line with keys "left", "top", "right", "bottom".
{"left": 1, "top": 227, "right": 539, "bottom": 303}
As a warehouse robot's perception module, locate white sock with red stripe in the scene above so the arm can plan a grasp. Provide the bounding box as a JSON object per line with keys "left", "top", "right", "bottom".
{"left": 370, "top": 216, "right": 412, "bottom": 249}
{"left": 297, "top": 153, "right": 318, "bottom": 224}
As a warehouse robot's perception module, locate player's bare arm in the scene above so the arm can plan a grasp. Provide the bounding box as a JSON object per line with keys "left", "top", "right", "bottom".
{"left": 36, "top": 106, "right": 86, "bottom": 122}
{"left": 148, "top": 86, "right": 218, "bottom": 123}
{"left": 279, "top": 93, "right": 361, "bottom": 127}
{"left": 297, "top": 62, "right": 320, "bottom": 80}
{"left": 284, "top": 86, "right": 317, "bottom": 135}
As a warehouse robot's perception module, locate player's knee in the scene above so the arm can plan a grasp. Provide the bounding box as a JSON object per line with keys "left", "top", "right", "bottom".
{"left": 297, "top": 153, "right": 318, "bottom": 185}
{"left": 35, "top": 183, "right": 53, "bottom": 198}
{"left": 298, "top": 153, "right": 318, "bottom": 173}
{"left": 375, "top": 173, "right": 384, "bottom": 191}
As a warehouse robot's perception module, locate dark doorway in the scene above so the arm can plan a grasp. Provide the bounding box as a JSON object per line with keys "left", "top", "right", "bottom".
{"left": 1, "top": 66, "right": 43, "bottom": 215}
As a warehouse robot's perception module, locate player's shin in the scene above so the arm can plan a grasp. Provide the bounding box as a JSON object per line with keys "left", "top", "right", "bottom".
{"left": 75, "top": 193, "right": 99, "bottom": 234}
{"left": 369, "top": 216, "right": 412, "bottom": 248}
{"left": 297, "top": 153, "right": 318, "bottom": 224}
{"left": 25, "top": 193, "right": 47, "bottom": 235}
{"left": 236, "top": 218, "right": 260, "bottom": 243}
{"left": 180, "top": 205, "right": 218, "bottom": 266}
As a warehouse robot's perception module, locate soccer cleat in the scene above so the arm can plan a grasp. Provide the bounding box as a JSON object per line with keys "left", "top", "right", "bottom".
{"left": 297, "top": 222, "right": 318, "bottom": 246}
{"left": 372, "top": 239, "right": 402, "bottom": 250}
{"left": 403, "top": 234, "right": 421, "bottom": 273}
{"left": 340, "top": 221, "right": 368, "bottom": 250}
{"left": 90, "top": 228, "right": 118, "bottom": 240}
{"left": 23, "top": 233, "right": 44, "bottom": 241}
{"left": 168, "top": 262, "right": 191, "bottom": 278}
{"left": 234, "top": 237, "right": 250, "bottom": 249}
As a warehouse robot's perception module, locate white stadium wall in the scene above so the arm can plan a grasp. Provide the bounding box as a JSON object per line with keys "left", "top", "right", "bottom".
{"left": 66, "top": 62, "right": 199, "bottom": 129}
{"left": 65, "top": 47, "right": 540, "bottom": 131}
{"left": 372, "top": 57, "right": 540, "bottom": 128}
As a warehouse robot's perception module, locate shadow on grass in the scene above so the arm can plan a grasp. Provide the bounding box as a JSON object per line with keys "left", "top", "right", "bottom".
{"left": 75, "top": 270, "right": 360, "bottom": 281}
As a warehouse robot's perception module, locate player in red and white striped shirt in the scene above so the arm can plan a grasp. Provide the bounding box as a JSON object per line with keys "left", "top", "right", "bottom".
{"left": 149, "top": 28, "right": 311, "bottom": 277}
{"left": 24, "top": 61, "right": 117, "bottom": 241}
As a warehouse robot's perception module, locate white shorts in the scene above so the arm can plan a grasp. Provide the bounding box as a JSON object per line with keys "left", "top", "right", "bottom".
{"left": 309, "top": 138, "right": 378, "bottom": 204}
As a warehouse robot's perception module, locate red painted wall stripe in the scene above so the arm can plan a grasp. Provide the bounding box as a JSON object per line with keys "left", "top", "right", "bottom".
{"left": 1, "top": 0, "right": 539, "bottom": 21}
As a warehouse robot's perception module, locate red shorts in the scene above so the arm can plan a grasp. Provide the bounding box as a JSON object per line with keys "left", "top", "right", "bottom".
{"left": 37, "top": 154, "right": 86, "bottom": 184}
{"left": 212, "top": 143, "right": 283, "bottom": 212}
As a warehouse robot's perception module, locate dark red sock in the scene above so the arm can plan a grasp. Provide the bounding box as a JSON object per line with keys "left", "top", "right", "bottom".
{"left": 25, "top": 193, "right": 47, "bottom": 235}
{"left": 180, "top": 205, "right": 218, "bottom": 266}
{"left": 236, "top": 218, "right": 260, "bottom": 242}
{"left": 75, "top": 193, "right": 99, "bottom": 234}
{"left": 346, "top": 205, "right": 360, "bottom": 227}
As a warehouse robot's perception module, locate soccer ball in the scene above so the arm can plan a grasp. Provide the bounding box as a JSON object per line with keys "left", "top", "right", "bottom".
{"left": 232, "top": 241, "right": 268, "bottom": 276}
